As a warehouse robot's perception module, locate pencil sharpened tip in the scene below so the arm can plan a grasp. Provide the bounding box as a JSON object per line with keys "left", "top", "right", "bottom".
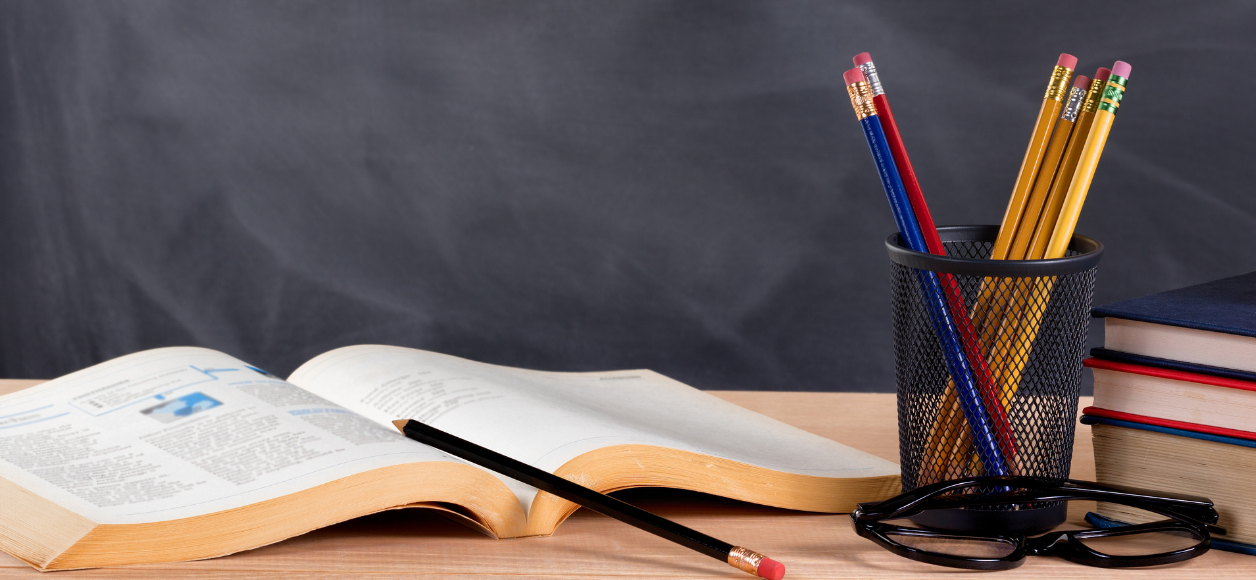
{"left": 391, "top": 419, "right": 409, "bottom": 433}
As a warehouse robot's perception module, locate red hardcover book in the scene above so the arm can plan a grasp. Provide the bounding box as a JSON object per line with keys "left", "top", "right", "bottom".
{"left": 1085, "top": 357, "right": 1256, "bottom": 435}
{"left": 1081, "top": 406, "right": 1256, "bottom": 442}
{"left": 1085, "top": 358, "right": 1256, "bottom": 392}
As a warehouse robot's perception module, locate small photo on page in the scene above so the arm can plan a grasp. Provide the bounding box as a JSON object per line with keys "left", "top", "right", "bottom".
{"left": 141, "top": 392, "right": 222, "bottom": 423}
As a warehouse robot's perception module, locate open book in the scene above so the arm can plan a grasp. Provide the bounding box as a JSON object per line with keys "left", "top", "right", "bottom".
{"left": 0, "top": 346, "right": 900, "bottom": 570}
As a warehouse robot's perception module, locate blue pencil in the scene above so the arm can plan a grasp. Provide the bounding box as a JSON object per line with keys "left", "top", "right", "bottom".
{"left": 843, "top": 67, "right": 1007, "bottom": 476}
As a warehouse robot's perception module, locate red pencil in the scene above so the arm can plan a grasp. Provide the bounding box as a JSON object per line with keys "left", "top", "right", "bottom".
{"left": 853, "top": 53, "right": 943, "bottom": 254}
{"left": 854, "top": 53, "right": 1017, "bottom": 466}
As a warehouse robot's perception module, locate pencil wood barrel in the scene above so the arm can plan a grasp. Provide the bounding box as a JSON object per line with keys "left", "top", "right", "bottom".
{"left": 886, "top": 225, "right": 1102, "bottom": 533}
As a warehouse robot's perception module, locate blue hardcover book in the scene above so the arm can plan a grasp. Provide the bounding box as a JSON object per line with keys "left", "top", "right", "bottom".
{"left": 1092, "top": 271, "right": 1256, "bottom": 337}
{"left": 1082, "top": 414, "right": 1256, "bottom": 555}
{"left": 1081, "top": 414, "right": 1256, "bottom": 448}
{"left": 1092, "top": 271, "right": 1256, "bottom": 375}
{"left": 1089, "top": 348, "right": 1256, "bottom": 384}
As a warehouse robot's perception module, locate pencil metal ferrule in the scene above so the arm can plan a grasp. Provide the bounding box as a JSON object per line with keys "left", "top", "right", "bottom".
{"left": 1082, "top": 77, "right": 1105, "bottom": 114}
{"left": 857, "top": 61, "right": 885, "bottom": 96}
{"left": 1043, "top": 65, "right": 1073, "bottom": 102}
{"left": 1098, "top": 74, "right": 1127, "bottom": 115}
{"left": 727, "top": 546, "right": 764, "bottom": 575}
{"left": 1059, "top": 85, "right": 1086, "bottom": 122}
{"left": 846, "top": 80, "right": 877, "bottom": 120}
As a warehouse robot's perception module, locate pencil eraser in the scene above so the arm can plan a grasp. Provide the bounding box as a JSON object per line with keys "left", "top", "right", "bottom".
{"left": 1057, "top": 53, "right": 1078, "bottom": 69}
{"left": 1094, "top": 67, "right": 1111, "bottom": 82}
{"left": 1072, "top": 75, "right": 1090, "bottom": 89}
{"left": 842, "top": 67, "right": 866, "bottom": 86}
{"left": 757, "top": 557, "right": 785, "bottom": 580}
{"left": 852, "top": 52, "right": 873, "bottom": 66}
{"left": 1111, "top": 60, "right": 1132, "bottom": 79}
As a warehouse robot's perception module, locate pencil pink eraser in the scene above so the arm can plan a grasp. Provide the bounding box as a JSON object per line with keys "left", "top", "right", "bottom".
{"left": 1111, "top": 60, "right": 1132, "bottom": 79}
{"left": 1094, "top": 67, "right": 1111, "bottom": 82}
{"left": 852, "top": 52, "right": 873, "bottom": 66}
{"left": 1072, "top": 75, "right": 1090, "bottom": 89}
{"left": 843, "top": 67, "right": 866, "bottom": 86}
{"left": 757, "top": 557, "right": 786, "bottom": 580}
{"left": 1057, "top": 53, "right": 1078, "bottom": 69}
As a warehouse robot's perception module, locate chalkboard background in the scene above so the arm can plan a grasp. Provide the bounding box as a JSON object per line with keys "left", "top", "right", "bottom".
{"left": 3, "top": 1, "right": 1254, "bottom": 392}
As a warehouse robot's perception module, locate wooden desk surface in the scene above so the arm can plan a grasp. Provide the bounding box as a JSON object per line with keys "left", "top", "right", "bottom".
{"left": 0, "top": 380, "right": 1249, "bottom": 578}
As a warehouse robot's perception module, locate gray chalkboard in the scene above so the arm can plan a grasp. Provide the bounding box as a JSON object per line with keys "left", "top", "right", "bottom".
{"left": 2, "top": 1, "right": 1255, "bottom": 392}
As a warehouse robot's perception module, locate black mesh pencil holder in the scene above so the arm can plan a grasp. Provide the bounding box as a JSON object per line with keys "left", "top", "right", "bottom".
{"left": 887, "top": 225, "right": 1102, "bottom": 534}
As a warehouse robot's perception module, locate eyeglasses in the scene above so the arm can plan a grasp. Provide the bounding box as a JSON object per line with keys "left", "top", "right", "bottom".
{"left": 851, "top": 476, "right": 1225, "bottom": 570}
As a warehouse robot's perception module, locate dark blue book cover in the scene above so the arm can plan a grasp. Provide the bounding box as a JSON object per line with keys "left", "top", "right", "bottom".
{"left": 1091, "top": 271, "right": 1256, "bottom": 338}
{"left": 1089, "top": 348, "right": 1256, "bottom": 383}
{"left": 1081, "top": 414, "right": 1256, "bottom": 448}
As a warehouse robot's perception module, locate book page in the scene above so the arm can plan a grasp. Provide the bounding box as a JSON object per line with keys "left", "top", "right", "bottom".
{"left": 290, "top": 345, "right": 898, "bottom": 512}
{"left": 0, "top": 348, "right": 457, "bottom": 525}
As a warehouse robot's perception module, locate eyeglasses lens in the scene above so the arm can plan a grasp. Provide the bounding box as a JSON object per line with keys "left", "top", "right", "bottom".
{"left": 884, "top": 531, "right": 1017, "bottom": 558}
{"left": 1074, "top": 528, "right": 1202, "bottom": 557}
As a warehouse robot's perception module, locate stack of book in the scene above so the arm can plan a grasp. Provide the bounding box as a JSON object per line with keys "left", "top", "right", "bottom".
{"left": 1082, "top": 271, "right": 1256, "bottom": 554}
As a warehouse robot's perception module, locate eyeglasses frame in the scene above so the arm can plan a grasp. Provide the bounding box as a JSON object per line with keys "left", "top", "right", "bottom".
{"left": 851, "top": 476, "right": 1225, "bottom": 570}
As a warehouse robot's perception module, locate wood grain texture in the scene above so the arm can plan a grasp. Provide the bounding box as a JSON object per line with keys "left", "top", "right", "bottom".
{"left": 0, "top": 381, "right": 1250, "bottom": 578}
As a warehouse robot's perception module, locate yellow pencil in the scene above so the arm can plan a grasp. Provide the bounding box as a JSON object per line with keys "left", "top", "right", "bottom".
{"left": 1007, "top": 75, "right": 1089, "bottom": 261}
{"left": 991, "top": 53, "right": 1076, "bottom": 261}
{"left": 923, "top": 62, "right": 1125, "bottom": 477}
{"left": 1024, "top": 68, "right": 1110, "bottom": 262}
{"left": 986, "top": 70, "right": 1109, "bottom": 398}
{"left": 966, "top": 54, "right": 1076, "bottom": 337}
{"left": 922, "top": 55, "right": 1078, "bottom": 478}
{"left": 1045, "top": 61, "right": 1130, "bottom": 259}
{"left": 924, "top": 71, "right": 1090, "bottom": 474}
{"left": 994, "top": 61, "right": 1130, "bottom": 399}
{"left": 984, "top": 75, "right": 1090, "bottom": 398}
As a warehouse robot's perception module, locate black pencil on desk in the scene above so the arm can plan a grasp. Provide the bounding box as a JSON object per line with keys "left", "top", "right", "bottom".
{"left": 391, "top": 419, "right": 786, "bottom": 580}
